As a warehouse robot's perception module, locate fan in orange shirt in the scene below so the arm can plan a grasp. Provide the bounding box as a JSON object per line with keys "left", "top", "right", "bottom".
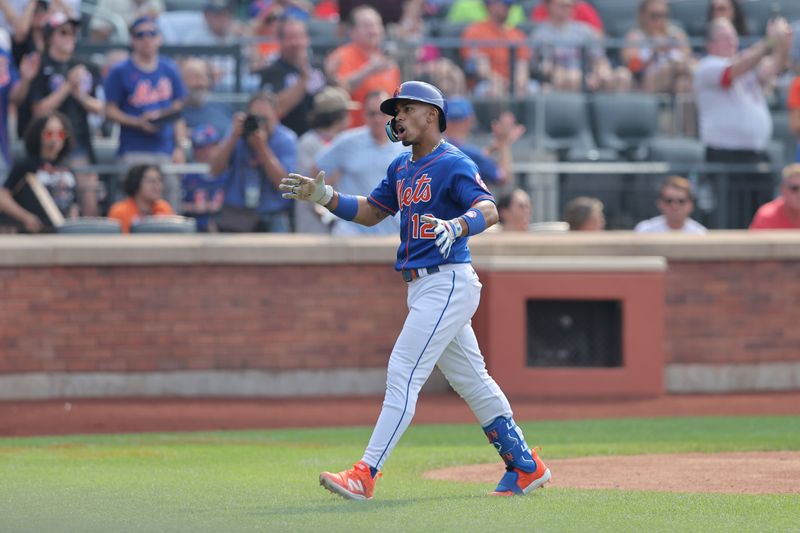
{"left": 324, "top": 5, "right": 400, "bottom": 127}
{"left": 460, "top": 0, "right": 533, "bottom": 96}
{"left": 108, "top": 164, "right": 174, "bottom": 233}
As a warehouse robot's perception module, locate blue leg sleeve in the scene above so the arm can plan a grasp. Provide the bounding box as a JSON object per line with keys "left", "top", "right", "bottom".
{"left": 482, "top": 416, "right": 538, "bottom": 473}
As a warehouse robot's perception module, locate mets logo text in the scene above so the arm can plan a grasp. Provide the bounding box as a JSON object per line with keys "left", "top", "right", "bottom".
{"left": 397, "top": 174, "right": 431, "bottom": 208}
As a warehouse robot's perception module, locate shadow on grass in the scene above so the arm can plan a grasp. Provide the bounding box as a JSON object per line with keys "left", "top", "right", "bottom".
{"left": 253, "top": 494, "right": 481, "bottom": 517}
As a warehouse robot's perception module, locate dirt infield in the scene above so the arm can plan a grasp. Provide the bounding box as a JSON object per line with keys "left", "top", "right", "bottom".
{"left": 2, "top": 392, "right": 800, "bottom": 437}
{"left": 423, "top": 452, "right": 800, "bottom": 495}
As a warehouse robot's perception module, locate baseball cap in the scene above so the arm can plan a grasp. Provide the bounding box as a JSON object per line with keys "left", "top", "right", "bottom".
{"left": 313, "top": 86, "right": 360, "bottom": 114}
{"left": 44, "top": 11, "right": 81, "bottom": 38}
{"left": 191, "top": 124, "right": 221, "bottom": 148}
{"left": 446, "top": 97, "right": 474, "bottom": 121}
{"left": 129, "top": 15, "right": 157, "bottom": 33}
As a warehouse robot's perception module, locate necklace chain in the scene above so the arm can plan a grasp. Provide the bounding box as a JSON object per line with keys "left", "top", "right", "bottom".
{"left": 411, "top": 138, "right": 444, "bottom": 162}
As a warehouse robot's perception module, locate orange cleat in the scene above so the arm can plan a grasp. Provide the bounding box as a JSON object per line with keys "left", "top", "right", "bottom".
{"left": 319, "top": 461, "right": 380, "bottom": 500}
{"left": 490, "top": 448, "right": 551, "bottom": 496}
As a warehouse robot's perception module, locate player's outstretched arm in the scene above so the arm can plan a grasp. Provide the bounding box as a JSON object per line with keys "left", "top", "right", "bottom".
{"left": 280, "top": 172, "right": 389, "bottom": 227}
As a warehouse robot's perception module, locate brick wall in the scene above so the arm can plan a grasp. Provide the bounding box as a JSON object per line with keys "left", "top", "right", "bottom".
{"left": 665, "top": 261, "right": 800, "bottom": 364}
{"left": 0, "top": 265, "right": 407, "bottom": 373}
{"left": 2, "top": 256, "right": 800, "bottom": 375}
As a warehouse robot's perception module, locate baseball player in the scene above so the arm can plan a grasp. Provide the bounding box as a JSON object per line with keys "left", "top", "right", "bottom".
{"left": 280, "top": 81, "right": 550, "bottom": 500}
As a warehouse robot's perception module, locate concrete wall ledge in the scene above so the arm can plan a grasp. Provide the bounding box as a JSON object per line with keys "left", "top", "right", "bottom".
{"left": 1, "top": 230, "right": 800, "bottom": 267}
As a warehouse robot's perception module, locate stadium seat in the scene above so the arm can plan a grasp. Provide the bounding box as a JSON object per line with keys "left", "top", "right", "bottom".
{"left": 590, "top": 92, "right": 660, "bottom": 160}
{"left": 164, "top": 0, "right": 204, "bottom": 11}
{"left": 770, "top": 111, "right": 796, "bottom": 167}
{"left": 648, "top": 136, "right": 705, "bottom": 164}
{"left": 470, "top": 97, "right": 527, "bottom": 133}
{"left": 130, "top": 216, "right": 197, "bottom": 234}
{"left": 526, "top": 93, "right": 604, "bottom": 160}
{"left": 593, "top": 0, "right": 639, "bottom": 37}
{"left": 742, "top": 0, "right": 800, "bottom": 35}
{"left": 56, "top": 217, "right": 122, "bottom": 234}
{"left": 669, "top": 0, "right": 711, "bottom": 38}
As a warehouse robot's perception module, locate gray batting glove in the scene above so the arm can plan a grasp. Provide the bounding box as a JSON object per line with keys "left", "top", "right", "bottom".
{"left": 280, "top": 171, "right": 334, "bottom": 206}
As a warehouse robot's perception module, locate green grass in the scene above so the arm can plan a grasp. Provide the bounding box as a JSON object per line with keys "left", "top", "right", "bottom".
{"left": 1, "top": 416, "right": 799, "bottom": 533}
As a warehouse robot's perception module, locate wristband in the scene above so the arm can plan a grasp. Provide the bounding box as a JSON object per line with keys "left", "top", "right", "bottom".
{"left": 463, "top": 207, "right": 487, "bottom": 236}
{"left": 330, "top": 193, "right": 359, "bottom": 221}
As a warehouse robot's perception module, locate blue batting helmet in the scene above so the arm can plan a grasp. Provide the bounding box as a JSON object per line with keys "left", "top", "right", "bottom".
{"left": 380, "top": 81, "right": 448, "bottom": 133}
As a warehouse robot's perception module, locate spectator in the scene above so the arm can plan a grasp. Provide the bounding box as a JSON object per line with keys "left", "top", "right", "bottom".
{"left": 324, "top": 5, "right": 400, "bottom": 127}
{"left": 695, "top": 17, "right": 791, "bottom": 227}
{"left": 749, "top": 163, "right": 800, "bottom": 229}
{"left": 180, "top": 57, "right": 233, "bottom": 134}
{"left": 260, "top": 16, "right": 327, "bottom": 137}
{"left": 248, "top": 1, "right": 281, "bottom": 73}
{"left": 634, "top": 175, "right": 706, "bottom": 234}
{"left": 89, "top": 0, "right": 164, "bottom": 43}
{"left": 564, "top": 196, "right": 605, "bottom": 231}
{"left": 496, "top": 188, "right": 532, "bottom": 231}
{"left": 412, "top": 44, "right": 467, "bottom": 98}
{"left": 623, "top": 0, "right": 693, "bottom": 95}
{"left": 294, "top": 86, "right": 357, "bottom": 233}
{"left": 11, "top": 0, "right": 49, "bottom": 141}
{"left": 103, "top": 16, "right": 188, "bottom": 212}
{"left": 446, "top": 0, "right": 525, "bottom": 28}
{"left": 445, "top": 96, "right": 524, "bottom": 188}
{"left": 0, "top": 112, "right": 78, "bottom": 233}
{"left": 182, "top": 0, "right": 244, "bottom": 44}
{"left": 707, "top": 0, "right": 748, "bottom": 38}
{"left": 0, "top": 46, "right": 38, "bottom": 173}
{"left": 252, "top": 0, "right": 311, "bottom": 22}
{"left": 30, "top": 12, "right": 103, "bottom": 216}
{"left": 210, "top": 90, "right": 297, "bottom": 233}
{"left": 530, "top": 0, "right": 603, "bottom": 35}
{"left": 175, "top": 0, "right": 249, "bottom": 92}
{"left": 531, "top": 0, "right": 631, "bottom": 92}
{"left": 108, "top": 164, "right": 173, "bottom": 232}
{"left": 181, "top": 124, "right": 226, "bottom": 232}
{"left": 11, "top": 0, "right": 48, "bottom": 66}
{"left": 313, "top": 89, "right": 405, "bottom": 236}
{"left": 787, "top": 73, "right": 800, "bottom": 161}
{"left": 460, "top": 0, "right": 534, "bottom": 97}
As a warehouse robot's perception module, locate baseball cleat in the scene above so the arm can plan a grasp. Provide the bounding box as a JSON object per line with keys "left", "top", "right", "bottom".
{"left": 490, "top": 448, "right": 551, "bottom": 496}
{"left": 319, "top": 460, "right": 380, "bottom": 500}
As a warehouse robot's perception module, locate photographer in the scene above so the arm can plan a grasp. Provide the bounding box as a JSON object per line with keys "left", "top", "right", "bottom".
{"left": 209, "top": 90, "right": 297, "bottom": 232}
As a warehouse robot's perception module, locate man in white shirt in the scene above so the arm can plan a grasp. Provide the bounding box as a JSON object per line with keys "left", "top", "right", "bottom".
{"left": 635, "top": 175, "right": 707, "bottom": 234}
{"left": 694, "top": 16, "right": 791, "bottom": 228}
{"left": 314, "top": 90, "right": 407, "bottom": 236}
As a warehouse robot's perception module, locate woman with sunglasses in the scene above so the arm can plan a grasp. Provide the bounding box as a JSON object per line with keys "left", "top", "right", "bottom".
{"left": 0, "top": 111, "right": 79, "bottom": 233}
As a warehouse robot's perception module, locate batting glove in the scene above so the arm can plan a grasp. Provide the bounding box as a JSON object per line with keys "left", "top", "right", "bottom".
{"left": 421, "top": 215, "right": 463, "bottom": 259}
{"left": 280, "top": 171, "right": 334, "bottom": 206}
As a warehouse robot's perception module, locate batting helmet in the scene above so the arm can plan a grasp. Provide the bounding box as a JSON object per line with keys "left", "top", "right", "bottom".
{"left": 380, "top": 81, "right": 448, "bottom": 134}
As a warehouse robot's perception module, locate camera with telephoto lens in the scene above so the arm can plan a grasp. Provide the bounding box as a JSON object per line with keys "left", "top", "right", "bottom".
{"left": 242, "top": 114, "right": 264, "bottom": 137}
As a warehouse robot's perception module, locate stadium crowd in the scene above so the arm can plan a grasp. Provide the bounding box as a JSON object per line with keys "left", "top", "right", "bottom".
{"left": 0, "top": 0, "right": 799, "bottom": 233}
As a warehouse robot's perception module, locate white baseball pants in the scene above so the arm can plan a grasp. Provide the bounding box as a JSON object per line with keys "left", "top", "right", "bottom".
{"left": 362, "top": 263, "right": 513, "bottom": 471}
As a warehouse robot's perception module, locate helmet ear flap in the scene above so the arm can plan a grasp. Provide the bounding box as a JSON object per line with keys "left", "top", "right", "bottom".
{"left": 385, "top": 117, "right": 400, "bottom": 142}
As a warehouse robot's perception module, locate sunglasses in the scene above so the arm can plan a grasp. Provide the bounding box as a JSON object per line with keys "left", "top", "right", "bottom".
{"left": 56, "top": 27, "right": 76, "bottom": 37}
{"left": 648, "top": 11, "right": 668, "bottom": 19}
{"left": 43, "top": 130, "right": 66, "bottom": 140}
{"left": 660, "top": 196, "right": 689, "bottom": 205}
{"left": 365, "top": 110, "right": 384, "bottom": 118}
{"left": 786, "top": 184, "right": 800, "bottom": 193}
{"left": 133, "top": 29, "right": 158, "bottom": 39}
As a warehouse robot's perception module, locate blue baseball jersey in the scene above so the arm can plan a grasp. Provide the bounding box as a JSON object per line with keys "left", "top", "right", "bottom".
{"left": 103, "top": 57, "right": 186, "bottom": 156}
{"left": 367, "top": 141, "right": 495, "bottom": 271}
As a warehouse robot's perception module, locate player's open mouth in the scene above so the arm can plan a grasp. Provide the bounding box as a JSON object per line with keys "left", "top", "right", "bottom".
{"left": 396, "top": 124, "right": 407, "bottom": 138}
